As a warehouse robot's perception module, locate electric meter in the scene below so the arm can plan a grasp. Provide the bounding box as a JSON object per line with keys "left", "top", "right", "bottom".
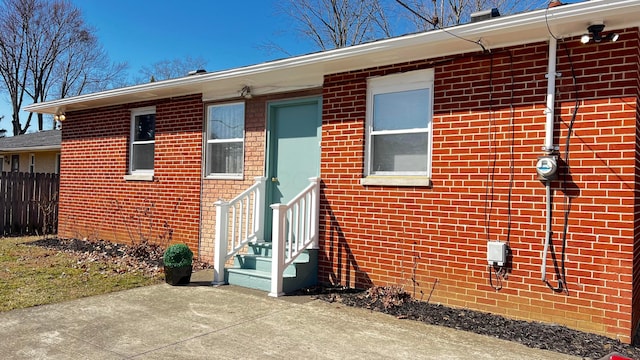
{"left": 536, "top": 156, "right": 558, "bottom": 181}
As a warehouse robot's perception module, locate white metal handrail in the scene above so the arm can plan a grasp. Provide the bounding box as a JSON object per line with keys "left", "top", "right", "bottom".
{"left": 269, "top": 177, "right": 320, "bottom": 297}
{"left": 212, "top": 176, "right": 266, "bottom": 285}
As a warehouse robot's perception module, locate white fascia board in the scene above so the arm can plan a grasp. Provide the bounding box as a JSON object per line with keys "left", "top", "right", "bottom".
{"left": 0, "top": 145, "right": 60, "bottom": 153}
{"left": 25, "top": 0, "right": 640, "bottom": 115}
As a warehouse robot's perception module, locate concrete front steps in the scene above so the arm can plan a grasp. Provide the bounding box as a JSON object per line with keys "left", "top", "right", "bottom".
{"left": 224, "top": 242, "right": 318, "bottom": 294}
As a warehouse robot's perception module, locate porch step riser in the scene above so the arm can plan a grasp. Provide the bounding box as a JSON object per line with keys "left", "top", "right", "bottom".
{"left": 226, "top": 249, "right": 318, "bottom": 294}
{"left": 246, "top": 243, "right": 312, "bottom": 261}
{"left": 234, "top": 255, "right": 297, "bottom": 276}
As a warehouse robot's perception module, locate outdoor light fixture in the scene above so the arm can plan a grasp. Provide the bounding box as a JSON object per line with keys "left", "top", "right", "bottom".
{"left": 53, "top": 113, "right": 66, "bottom": 121}
{"left": 240, "top": 86, "right": 252, "bottom": 99}
{"left": 580, "top": 23, "right": 619, "bottom": 44}
{"left": 580, "top": 33, "right": 591, "bottom": 44}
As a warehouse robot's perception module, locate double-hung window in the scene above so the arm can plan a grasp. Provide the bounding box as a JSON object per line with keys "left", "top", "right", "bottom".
{"left": 363, "top": 69, "right": 434, "bottom": 186}
{"left": 205, "top": 102, "right": 244, "bottom": 178}
{"left": 130, "top": 107, "right": 156, "bottom": 176}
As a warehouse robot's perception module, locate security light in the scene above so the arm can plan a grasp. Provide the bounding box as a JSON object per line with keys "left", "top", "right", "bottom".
{"left": 581, "top": 23, "right": 619, "bottom": 44}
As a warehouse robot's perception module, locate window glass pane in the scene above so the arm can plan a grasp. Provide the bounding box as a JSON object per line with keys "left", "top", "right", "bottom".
{"left": 135, "top": 114, "right": 155, "bottom": 141}
{"left": 11, "top": 155, "right": 19, "bottom": 172}
{"left": 207, "top": 142, "right": 243, "bottom": 175}
{"left": 208, "top": 104, "right": 244, "bottom": 140}
{"left": 372, "top": 133, "right": 428, "bottom": 173}
{"left": 373, "top": 88, "right": 430, "bottom": 131}
{"left": 132, "top": 143, "right": 154, "bottom": 171}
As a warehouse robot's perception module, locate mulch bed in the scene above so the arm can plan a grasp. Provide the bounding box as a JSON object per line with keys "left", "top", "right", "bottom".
{"left": 28, "top": 237, "right": 212, "bottom": 276}
{"left": 298, "top": 285, "right": 640, "bottom": 360}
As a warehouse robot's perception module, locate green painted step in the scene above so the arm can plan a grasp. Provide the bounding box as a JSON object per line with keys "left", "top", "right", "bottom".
{"left": 225, "top": 243, "right": 318, "bottom": 294}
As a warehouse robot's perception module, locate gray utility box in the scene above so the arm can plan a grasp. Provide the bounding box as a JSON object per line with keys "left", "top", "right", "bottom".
{"left": 487, "top": 241, "right": 507, "bottom": 266}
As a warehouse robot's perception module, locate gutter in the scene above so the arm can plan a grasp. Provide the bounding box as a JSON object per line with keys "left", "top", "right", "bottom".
{"left": 0, "top": 146, "right": 60, "bottom": 153}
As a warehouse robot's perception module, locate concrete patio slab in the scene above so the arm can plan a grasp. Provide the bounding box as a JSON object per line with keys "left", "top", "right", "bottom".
{"left": 0, "top": 271, "right": 580, "bottom": 360}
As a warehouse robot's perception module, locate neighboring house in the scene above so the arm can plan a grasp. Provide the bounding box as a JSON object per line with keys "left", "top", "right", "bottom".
{"left": 24, "top": 1, "right": 640, "bottom": 343}
{"left": 0, "top": 130, "right": 61, "bottom": 174}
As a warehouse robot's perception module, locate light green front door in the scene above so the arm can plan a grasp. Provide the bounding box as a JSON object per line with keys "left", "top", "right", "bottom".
{"left": 265, "top": 97, "right": 321, "bottom": 240}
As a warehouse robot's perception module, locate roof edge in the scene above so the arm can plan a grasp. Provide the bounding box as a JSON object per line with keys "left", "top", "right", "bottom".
{"left": 25, "top": 0, "right": 640, "bottom": 114}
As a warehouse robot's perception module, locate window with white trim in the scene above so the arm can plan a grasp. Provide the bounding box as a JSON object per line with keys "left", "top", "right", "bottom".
{"left": 130, "top": 107, "right": 156, "bottom": 175}
{"left": 29, "top": 153, "right": 35, "bottom": 174}
{"left": 55, "top": 153, "right": 61, "bottom": 174}
{"left": 205, "top": 102, "right": 244, "bottom": 178}
{"left": 11, "top": 154, "right": 19, "bottom": 172}
{"left": 364, "top": 69, "right": 434, "bottom": 183}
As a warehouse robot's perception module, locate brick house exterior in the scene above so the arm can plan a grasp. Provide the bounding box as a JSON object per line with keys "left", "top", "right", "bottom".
{"left": 26, "top": 1, "right": 640, "bottom": 344}
{"left": 319, "top": 30, "right": 639, "bottom": 342}
{"left": 58, "top": 95, "right": 203, "bottom": 251}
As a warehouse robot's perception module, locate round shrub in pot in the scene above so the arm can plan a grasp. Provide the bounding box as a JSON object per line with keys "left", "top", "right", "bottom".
{"left": 162, "top": 243, "right": 193, "bottom": 286}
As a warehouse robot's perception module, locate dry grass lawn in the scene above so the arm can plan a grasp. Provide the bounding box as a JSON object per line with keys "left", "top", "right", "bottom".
{"left": 0, "top": 236, "right": 163, "bottom": 312}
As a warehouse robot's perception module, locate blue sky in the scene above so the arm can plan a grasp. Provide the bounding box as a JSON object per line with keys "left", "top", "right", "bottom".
{"left": 74, "top": 0, "right": 315, "bottom": 73}
{"left": 0, "top": 0, "right": 316, "bottom": 134}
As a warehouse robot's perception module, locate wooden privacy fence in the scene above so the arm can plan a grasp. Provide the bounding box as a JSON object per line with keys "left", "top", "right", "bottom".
{"left": 0, "top": 172, "right": 59, "bottom": 236}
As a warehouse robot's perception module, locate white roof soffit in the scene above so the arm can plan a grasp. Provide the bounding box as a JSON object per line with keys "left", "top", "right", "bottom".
{"left": 24, "top": 0, "right": 640, "bottom": 115}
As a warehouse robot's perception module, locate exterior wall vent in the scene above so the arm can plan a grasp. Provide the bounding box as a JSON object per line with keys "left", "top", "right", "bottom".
{"left": 470, "top": 8, "right": 500, "bottom": 22}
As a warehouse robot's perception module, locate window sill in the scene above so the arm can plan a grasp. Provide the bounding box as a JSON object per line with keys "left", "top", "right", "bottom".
{"left": 361, "top": 175, "right": 431, "bottom": 187}
{"left": 204, "top": 174, "right": 243, "bottom": 181}
{"left": 124, "top": 174, "right": 154, "bottom": 181}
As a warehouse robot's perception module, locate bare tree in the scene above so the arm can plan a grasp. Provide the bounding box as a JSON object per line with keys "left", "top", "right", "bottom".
{"left": 0, "top": 116, "right": 6, "bottom": 138}
{"left": 0, "top": 0, "right": 127, "bottom": 135}
{"left": 401, "top": 0, "right": 548, "bottom": 30}
{"left": 280, "top": 0, "right": 394, "bottom": 50}
{"left": 278, "top": 0, "right": 549, "bottom": 52}
{"left": 54, "top": 33, "right": 128, "bottom": 98}
{"left": 0, "top": 0, "right": 33, "bottom": 135}
{"left": 136, "top": 56, "right": 208, "bottom": 84}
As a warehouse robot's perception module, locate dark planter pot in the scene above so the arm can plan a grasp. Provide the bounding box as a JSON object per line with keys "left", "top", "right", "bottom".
{"left": 164, "top": 265, "right": 192, "bottom": 286}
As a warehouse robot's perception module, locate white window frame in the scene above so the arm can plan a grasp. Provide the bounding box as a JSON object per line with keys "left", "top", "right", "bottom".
{"left": 126, "top": 106, "right": 156, "bottom": 181}
{"left": 29, "top": 153, "right": 35, "bottom": 174}
{"left": 205, "top": 102, "right": 245, "bottom": 179}
{"left": 11, "top": 154, "right": 19, "bottom": 172}
{"left": 55, "top": 153, "right": 61, "bottom": 174}
{"left": 362, "top": 69, "right": 434, "bottom": 187}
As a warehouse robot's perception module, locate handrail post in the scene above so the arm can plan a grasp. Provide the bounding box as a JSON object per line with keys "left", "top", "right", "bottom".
{"left": 254, "top": 176, "right": 267, "bottom": 242}
{"left": 212, "top": 200, "right": 229, "bottom": 285}
{"left": 309, "top": 177, "right": 320, "bottom": 249}
{"left": 269, "top": 203, "right": 286, "bottom": 297}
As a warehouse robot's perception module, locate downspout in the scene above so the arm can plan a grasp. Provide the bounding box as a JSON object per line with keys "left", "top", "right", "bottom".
{"left": 541, "top": 36, "right": 558, "bottom": 282}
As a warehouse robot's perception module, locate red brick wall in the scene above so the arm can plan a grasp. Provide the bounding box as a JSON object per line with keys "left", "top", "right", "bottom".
{"left": 320, "top": 29, "right": 640, "bottom": 342}
{"left": 633, "top": 27, "right": 640, "bottom": 344}
{"left": 59, "top": 94, "right": 203, "bottom": 255}
{"left": 200, "top": 90, "right": 322, "bottom": 262}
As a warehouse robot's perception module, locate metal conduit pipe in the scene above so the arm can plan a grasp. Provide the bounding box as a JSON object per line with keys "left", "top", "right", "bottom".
{"left": 541, "top": 181, "right": 552, "bottom": 281}
{"left": 544, "top": 36, "right": 558, "bottom": 152}
{"left": 541, "top": 36, "right": 558, "bottom": 282}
